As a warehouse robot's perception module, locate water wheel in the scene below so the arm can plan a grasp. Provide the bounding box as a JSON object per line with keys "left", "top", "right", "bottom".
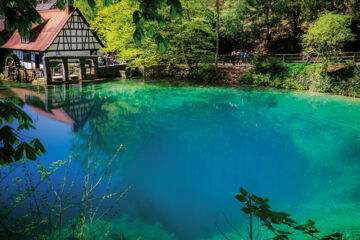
{"left": 5, "top": 54, "right": 20, "bottom": 75}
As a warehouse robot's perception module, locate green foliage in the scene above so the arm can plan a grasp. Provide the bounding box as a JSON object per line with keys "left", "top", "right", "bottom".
{"left": 0, "top": 98, "right": 46, "bottom": 164}
{"left": 239, "top": 55, "right": 360, "bottom": 97}
{"left": 250, "top": 55, "right": 286, "bottom": 78}
{"left": 302, "top": 12, "right": 356, "bottom": 63}
{"left": 220, "top": 0, "right": 360, "bottom": 52}
{"left": 162, "top": 0, "right": 215, "bottom": 71}
{"left": 91, "top": 0, "right": 215, "bottom": 72}
{"left": 0, "top": 0, "right": 182, "bottom": 52}
{"left": 0, "top": 0, "right": 41, "bottom": 43}
{"left": 183, "top": 64, "right": 226, "bottom": 82}
{"left": 235, "top": 187, "right": 343, "bottom": 240}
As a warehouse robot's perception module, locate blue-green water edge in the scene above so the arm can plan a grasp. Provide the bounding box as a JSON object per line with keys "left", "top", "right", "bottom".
{"left": 1, "top": 79, "right": 360, "bottom": 239}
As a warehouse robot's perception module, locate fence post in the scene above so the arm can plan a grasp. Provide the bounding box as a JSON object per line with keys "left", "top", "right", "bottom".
{"left": 282, "top": 55, "right": 285, "bottom": 62}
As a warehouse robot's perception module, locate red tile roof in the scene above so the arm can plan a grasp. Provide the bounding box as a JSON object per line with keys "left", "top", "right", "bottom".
{"left": 1, "top": 8, "right": 73, "bottom": 51}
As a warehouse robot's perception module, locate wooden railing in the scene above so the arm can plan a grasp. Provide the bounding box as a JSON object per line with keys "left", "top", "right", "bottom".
{"left": 269, "top": 51, "right": 360, "bottom": 63}
{"left": 216, "top": 52, "right": 360, "bottom": 64}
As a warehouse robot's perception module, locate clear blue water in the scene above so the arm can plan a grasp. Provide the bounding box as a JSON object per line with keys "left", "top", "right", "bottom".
{"left": 2, "top": 79, "right": 360, "bottom": 239}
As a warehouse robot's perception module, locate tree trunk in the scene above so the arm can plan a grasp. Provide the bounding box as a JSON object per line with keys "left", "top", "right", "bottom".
{"left": 215, "top": 0, "right": 220, "bottom": 77}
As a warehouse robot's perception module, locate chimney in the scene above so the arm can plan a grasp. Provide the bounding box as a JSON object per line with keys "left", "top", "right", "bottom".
{"left": 65, "top": 1, "right": 74, "bottom": 14}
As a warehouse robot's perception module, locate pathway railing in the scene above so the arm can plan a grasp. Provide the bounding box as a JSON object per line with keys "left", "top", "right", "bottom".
{"left": 269, "top": 51, "right": 360, "bottom": 63}
{"left": 216, "top": 52, "right": 360, "bottom": 64}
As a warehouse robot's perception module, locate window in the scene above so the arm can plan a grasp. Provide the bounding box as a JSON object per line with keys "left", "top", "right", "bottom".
{"left": 21, "top": 37, "right": 29, "bottom": 44}
{"left": 23, "top": 52, "right": 31, "bottom": 62}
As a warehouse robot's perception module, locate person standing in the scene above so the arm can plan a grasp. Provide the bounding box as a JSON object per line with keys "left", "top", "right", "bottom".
{"left": 231, "top": 49, "right": 236, "bottom": 65}
{"left": 236, "top": 50, "right": 241, "bottom": 65}
{"left": 244, "top": 50, "right": 248, "bottom": 64}
{"left": 240, "top": 49, "right": 245, "bottom": 64}
{"left": 98, "top": 55, "right": 103, "bottom": 66}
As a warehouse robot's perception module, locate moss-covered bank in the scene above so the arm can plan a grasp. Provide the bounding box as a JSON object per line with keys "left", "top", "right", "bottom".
{"left": 238, "top": 55, "right": 360, "bottom": 97}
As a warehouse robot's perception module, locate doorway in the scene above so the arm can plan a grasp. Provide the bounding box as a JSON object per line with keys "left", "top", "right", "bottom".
{"left": 35, "top": 54, "right": 40, "bottom": 69}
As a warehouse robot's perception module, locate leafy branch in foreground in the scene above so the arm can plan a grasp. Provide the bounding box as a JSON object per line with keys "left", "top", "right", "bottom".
{"left": 0, "top": 97, "right": 46, "bottom": 164}
{"left": 228, "top": 187, "right": 342, "bottom": 240}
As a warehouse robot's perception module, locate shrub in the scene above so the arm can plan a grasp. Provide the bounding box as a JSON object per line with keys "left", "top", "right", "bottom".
{"left": 238, "top": 54, "right": 360, "bottom": 96}
{"left": 250, "top": 54, "right": 287, "bottom": 78}
{"left": 184, "top": 64, "right": 228, "bottom": 82}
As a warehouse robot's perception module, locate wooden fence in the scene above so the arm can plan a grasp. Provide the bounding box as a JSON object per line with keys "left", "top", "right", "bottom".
{"left": 217, "top": 52, "right": 360, "bottom": 64}
{"left": 269, "top": 52, "right": 359, "bottom": 63}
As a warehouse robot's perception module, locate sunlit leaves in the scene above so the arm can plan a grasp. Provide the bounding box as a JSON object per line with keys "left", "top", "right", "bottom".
{"left": 302, "top": 11, "right": 356, "bottom": 63}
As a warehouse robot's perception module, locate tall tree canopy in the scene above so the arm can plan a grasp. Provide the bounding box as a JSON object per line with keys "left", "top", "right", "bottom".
{"left": 220, "top": 0, "right": 360, "bottom": 53}
{"left": 90, "top": 0, "right": 215, "bottom": 69}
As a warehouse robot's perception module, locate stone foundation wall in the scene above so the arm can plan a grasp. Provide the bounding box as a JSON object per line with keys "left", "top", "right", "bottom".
{"left": 98, "top": 64, "right": 128, "bottom": 78}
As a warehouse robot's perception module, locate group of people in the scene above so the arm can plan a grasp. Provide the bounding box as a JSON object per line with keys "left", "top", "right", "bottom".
{"left": 98, "top": 54, "right": 118, "bottom": 66}
{"left": 231, "top": 49, "right": 253, "bottom": 65}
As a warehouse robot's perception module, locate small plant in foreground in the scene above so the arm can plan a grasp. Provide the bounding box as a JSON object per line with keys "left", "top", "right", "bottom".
{"left": 0, "top": 141, "right": 130, "bottom": 240}
{"left": 235, "top": 187, "right": 342, "bottom": 240}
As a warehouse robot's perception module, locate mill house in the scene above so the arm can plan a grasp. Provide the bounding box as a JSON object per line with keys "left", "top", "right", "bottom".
{"left": 0, "top": 0, "right": 104, "bottom": 79}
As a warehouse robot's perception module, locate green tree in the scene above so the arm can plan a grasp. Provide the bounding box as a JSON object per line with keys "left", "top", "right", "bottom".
{"left": 162, "top": 0, "right": 215, "bottom": 72}
{"left": 302, "top": 12, "right": 356, "bottom": 64}
{"left": 220, "top": 0, "right": 360, "bottom": 53}
{"left": 91, "top": 0, "right": 215, "bottom": 71}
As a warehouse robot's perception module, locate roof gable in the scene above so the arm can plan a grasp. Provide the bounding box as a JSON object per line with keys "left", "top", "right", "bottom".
{"left": 48, "top": 9, "right": 105, "bottom": 51}
{"left": 0, "top": 8, "right": 104, "bottom": 52}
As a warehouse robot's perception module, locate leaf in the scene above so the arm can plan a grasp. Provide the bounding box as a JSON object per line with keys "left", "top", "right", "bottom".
{"left": 239, "top": 187, "right": 248, "bottom": 196}
{"left": 24, "top": 143, "right": 36, "bottom": 161}
{"left": 274, "top": 235, "right": 288, "bottom": 240}
{"left": 235, "top": 193, "right": 247, "bottom": 203}
{"left": 133, "top": 27, "right": 145, "bottom": 46}
{"left": 241, "top": 207, "right": 251, "bottom": 214}
{"left": 14, "top": 143, "right": 25, "bottom": 161}
{"left": 145, "top": 26, "right": 155, "bottom": 38}
{"left": 57, "top": 0, "right": 66, "bottom": 10}
{"left": 320, "top": 233, "right": 342, "bottom": 240}
{"left": 103, "top": 0, "right": 112, "bottom": 7}
{"left": 277, "top": 230, "right": 291, "bottom": 235}
{"left": 32, "top": 138, "right": 46, "bottom": 154}
{"left": 133, "top": 11, "right": 141, "bottom": 25}
{"left": 87, "top": 0, "right": 96, "bottom": 8}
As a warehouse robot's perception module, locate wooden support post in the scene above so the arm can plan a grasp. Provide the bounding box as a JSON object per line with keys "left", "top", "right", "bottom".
{"left": 93, "top": 57, "right": 99, "bottom": 78}
{"left": 79, "top": 58, "right": 86, "bottom": 80}
{"left": 62, "top": 58, "right": 69, "bottom": 82}
{"left": 282, "top": 55, "right": 286, "bottom": 62}
{"left": 44, "top": 87, "right": 49, "bottom": 111}
{"left": 43, "top": 56, "right": 52, "bottom": 84}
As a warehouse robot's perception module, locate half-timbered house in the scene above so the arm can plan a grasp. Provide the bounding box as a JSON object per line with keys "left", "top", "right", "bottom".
{"left": 0, "top": 1, "right": 104, "bottom": 70}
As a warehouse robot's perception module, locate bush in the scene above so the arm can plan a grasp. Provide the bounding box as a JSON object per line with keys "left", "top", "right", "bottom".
{"left": 250, "top": 54, "right": 287, "bottom": 78}
{"left": 184, "top": 64, "right": 228, "bottom": 82}
{"left": 238, "top": 55, "right": 360, "bottom": 97}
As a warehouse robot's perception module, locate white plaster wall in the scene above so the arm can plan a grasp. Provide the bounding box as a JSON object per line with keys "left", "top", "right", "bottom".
{"left": 46, "top": 50, "right": 92, "bottom": 56}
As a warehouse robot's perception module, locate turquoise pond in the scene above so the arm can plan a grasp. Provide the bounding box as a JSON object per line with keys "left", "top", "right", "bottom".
{"left": 1, "top": 79, "right": 360, "bottom": 239}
